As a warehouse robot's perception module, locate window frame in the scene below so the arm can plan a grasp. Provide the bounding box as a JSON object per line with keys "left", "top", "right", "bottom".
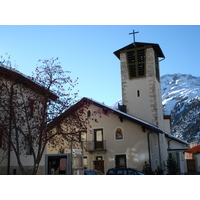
{"left": 93, "top": 128, "right": 104, "bottom": 149}
{"left": 126, "top": 47, "right": 146, "bottom": 79}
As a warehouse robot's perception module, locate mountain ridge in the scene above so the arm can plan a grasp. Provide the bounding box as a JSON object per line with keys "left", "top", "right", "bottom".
{"left": 161, "top": 73, "right": 200, "bottom": 143}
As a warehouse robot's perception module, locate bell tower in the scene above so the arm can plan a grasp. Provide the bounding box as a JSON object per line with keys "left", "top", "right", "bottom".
{"left": 114, "top": 35, "right": 165, "bottom": 128}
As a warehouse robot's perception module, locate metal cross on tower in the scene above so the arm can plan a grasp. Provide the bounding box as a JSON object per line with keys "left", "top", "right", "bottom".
{"left": 129, "top": 29, "right": 139, "bottom": 45}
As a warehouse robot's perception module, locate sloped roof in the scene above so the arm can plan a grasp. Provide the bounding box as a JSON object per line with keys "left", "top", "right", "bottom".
{"left": 47, "top": 97, "right": 188, "bottom": 145}
{"left": 90, "top": 98, "right": 163, "bottom": 133}
{"left": 164, "top": 132, "right": 188, "bottom": 145}
{"left": 114, "top": 42, "right": 165, "bottom": 59}
{"left": 0, "top": 65, "right": 58, "bottom": 100}
{"left": 48, "top": 97, "right": 162, "bottom": 132}
{"left": 186, "top": 145, "right": 200, "bottom": 153}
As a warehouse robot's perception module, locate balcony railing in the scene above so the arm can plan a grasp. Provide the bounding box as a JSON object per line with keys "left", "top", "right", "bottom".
{"left": 84, "top": 140, "right": 107, "bottom": 153}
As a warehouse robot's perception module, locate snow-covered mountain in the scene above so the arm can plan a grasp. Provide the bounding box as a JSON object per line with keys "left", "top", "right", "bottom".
{"left": 161, "top": 74, "right": 200, "bottom": 116}
{"left": 111, "top": 73, "right": 200, "bottom": 143}
{"left": 161, "top": 74, "right": 200, "bottom": 143}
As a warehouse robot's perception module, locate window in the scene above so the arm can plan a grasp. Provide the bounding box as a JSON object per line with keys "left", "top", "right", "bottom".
{"left": 26, "top": 100, "right": 34, "bottom": 119}
{"left": 115, "top": 155, "right": 126, "bottom": 168}
{"left": 117, "top": 169, "right": 126, "bottom": 175}
{"left": 83, "top": 157, "right": 88, "bottom": 169}
{"left": 107, "top": 169, "right": 115, "bottom": 175}
{"left": 96, "top": 156, "right": 103, "bottom": 160}
{"left": 126, "top": 47, "right": 146, "bottom": 79}
{"left": 137, "top": 90, "right": 140, "bottom": 97}
{"left": 87, "top": 110, "right": 91, "bottom": 118}
{"left": 127, "top": 169, "right": 136, "bottom": 175}
{"left": 94, "top": 129, "right": 103, "bottom": 149}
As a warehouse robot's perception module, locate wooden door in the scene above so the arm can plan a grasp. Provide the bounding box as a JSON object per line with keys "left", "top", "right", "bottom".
{"left": 94, "top": 160, "right": 104, "bottom": 174}
{"left": 187, "top": 159, "right": 196, "bottom": 172}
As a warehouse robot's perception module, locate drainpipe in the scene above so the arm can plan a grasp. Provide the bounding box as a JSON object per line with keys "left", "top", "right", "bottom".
{"left": 157, "top": 132, "right": 162, "bottom": 169}
{"left": 147, "top": 131, "right": 153, "bottom": 168}
{"left": 168, "top": 138, "right": 173, "bottom": 149}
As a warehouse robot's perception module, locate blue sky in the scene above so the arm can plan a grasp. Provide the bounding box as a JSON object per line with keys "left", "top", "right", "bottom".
{"left": 0, "top": 25, "right": 200, "bottom": 106}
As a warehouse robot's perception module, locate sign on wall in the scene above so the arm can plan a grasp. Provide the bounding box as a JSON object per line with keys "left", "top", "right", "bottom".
{"left": 185, "top": 152, "right": 193, "bottom": 160}
{"left": 73, "top": 149, "right": 83, "bottom": 156}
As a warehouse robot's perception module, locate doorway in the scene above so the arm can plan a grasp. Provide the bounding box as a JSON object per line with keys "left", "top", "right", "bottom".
{"left": 45, "top": 154, "right": 71, "bottom": 175}
{"left": 187, "top": 159, "right": 196, "bottom": 172}
{"left": 115, "top": 155, "right": 127, "bottom": 168}
{"left": 94, "top": 156, "right": 104, "bottom": 174}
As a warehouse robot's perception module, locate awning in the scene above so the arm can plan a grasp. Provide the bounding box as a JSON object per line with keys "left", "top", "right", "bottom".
{"left": 186, "top": 145, "right": 200, "bottom": 153}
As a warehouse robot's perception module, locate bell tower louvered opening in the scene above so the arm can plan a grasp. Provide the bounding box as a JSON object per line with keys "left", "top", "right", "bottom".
{"left": 126, "top": 47, "right": 146, "bottom": 79}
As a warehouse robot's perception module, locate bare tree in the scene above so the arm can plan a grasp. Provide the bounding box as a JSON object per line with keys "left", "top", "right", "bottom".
{"left": 0, "top": 56, "right": 109, "bottom": 175}
{"left": 0, "top": 56, "right": 79, "bottom": 174}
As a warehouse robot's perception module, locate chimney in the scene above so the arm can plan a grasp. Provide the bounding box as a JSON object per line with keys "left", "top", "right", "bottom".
{"left": 118, "top": 104, "right": 127, "bottom": 113}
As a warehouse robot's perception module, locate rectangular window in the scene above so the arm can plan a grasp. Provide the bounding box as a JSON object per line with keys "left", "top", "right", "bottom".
{"left": 27, "top": 100, "right": 34, "bottom": 119}
{"left": 126, "top": 47, "right": 146, "bottom": 79}
{"left": 83, "top": 157, "right": 88, "bottom": 169}
{"left": 137, "top": 90, "right": 140, "bottom": 97}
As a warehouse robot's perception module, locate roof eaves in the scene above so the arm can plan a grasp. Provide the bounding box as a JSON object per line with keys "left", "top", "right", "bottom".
{"left": 164, "top": 132, "right": 188, "bottom": 145}
{"left": 48, "top": 97, "right": 163, "bottom": 134}
{"left": 185, "top": 145, "right": 200, "bottom": 153}
{"left": 113, "top": 42, "right": 165, "bottom": 59}
{"left": 0, "top": 65, "right": 58, "bottom": 100}
{"left": 90, "top": 98, "right": 163, "bottom": 133}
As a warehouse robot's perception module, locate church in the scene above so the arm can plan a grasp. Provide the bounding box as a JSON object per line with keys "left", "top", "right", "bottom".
{"left": 0, "top": 34, "right": 189, "bottom": 175}
{"left": 46, "top": 35, "right": 188, "bottom": 175}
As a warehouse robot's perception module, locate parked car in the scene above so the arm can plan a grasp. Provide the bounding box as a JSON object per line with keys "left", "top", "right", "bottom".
{"left": 84, "top": 170, "right": 104, "bottom": 175}
{"left": 106, "top": 168, "right": 145, "bottom": 175}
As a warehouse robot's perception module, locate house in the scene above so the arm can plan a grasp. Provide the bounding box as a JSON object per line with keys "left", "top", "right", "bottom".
{"left": 0, "top": 65, "right": 58, "bottom": 174}
{"left": 46, "top": 41, "right": 188, "bottom": 175}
